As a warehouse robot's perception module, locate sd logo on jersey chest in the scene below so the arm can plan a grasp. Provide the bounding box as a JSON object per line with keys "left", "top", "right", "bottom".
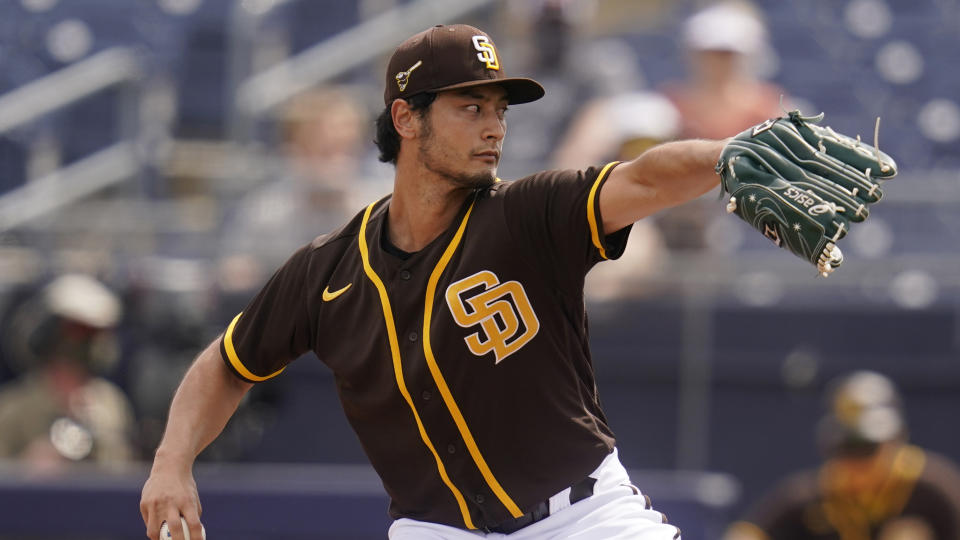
{"left": 445, "top": 270, "right": 539, "bottom": 364}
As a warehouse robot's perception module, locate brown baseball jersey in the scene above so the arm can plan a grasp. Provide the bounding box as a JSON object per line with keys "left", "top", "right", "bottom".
{"left": 218, "top": 162, "right": 631, "bottom": 530}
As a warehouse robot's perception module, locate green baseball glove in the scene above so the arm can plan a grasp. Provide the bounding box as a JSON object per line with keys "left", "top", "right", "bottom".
{"left": 716, "top": 111, "right": 898, "bottom": 276}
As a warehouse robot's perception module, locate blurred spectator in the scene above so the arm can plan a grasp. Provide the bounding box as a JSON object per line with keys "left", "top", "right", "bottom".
{"left": 656, "top": 1, "right": 788, "bottom": 252}
{"left": 219, "top": 87, "right": 389, "bottom": 276}
{"left": 724, "top": 371, "right": 960, "bottom": 540}
{"left": 553, "top": 91, "right": 680, "bottom": 299}
{"left": 662, "top": 1, "right": 784, "bottom": 140}
{"left": 0, "top": 274, "right": 135, "bottom": 472}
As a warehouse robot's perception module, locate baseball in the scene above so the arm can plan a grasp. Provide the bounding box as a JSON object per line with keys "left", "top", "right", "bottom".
{"left": 160, "top": 516, "right": 206, "bottom": 540}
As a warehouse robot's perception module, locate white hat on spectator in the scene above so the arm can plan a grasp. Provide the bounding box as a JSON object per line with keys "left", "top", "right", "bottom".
{"left": 683, "top": 2, "right": 767, "bottom": 55}
{"left": 45, "top": 274, "right": 121, "bottom": 329}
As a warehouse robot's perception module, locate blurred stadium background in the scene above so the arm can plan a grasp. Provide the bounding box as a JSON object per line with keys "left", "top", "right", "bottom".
{"left": 0, "top": 0, "right": 958, "bottom": 538}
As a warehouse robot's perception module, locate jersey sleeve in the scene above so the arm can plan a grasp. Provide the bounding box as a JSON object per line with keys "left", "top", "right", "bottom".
{"left": 219, "top": 245, "right": 316, "bottom": 382}
{"left": 502, "top": 162, "right": 632, "bottom": 285}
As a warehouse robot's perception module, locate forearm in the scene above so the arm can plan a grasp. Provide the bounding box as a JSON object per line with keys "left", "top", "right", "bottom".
{"left": 601, "top": 138, "right": 728, "bottom": 231}
{"left": 152, "top": 339, "right": 252, "bottom": 471}
{"left": 631, "top": 139, "right": 727, "bottom": 208}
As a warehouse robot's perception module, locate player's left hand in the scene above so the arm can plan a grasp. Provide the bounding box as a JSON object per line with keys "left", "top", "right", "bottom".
{"left": 716, "top": 111, "right": 897, "bottom": 276}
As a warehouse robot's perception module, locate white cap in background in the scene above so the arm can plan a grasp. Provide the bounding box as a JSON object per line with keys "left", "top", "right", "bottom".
{"left": 683, "top": 2, "right": 767, "bottom": 55}
{"left": 45, "top": 274, "right": 122, "bottom": 329}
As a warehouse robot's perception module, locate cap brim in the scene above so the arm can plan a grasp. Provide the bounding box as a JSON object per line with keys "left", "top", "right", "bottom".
{"left": 430, "top": 77, "right": 545, "bottom": 105}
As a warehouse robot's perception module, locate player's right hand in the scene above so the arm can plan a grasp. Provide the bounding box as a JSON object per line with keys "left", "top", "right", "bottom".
{"left": 139, "top": 459, "right": 204, "bottom": 540}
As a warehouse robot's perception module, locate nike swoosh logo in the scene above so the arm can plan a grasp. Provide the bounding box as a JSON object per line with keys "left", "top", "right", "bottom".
{"left": 322, "top": 283, "right": 352, "bottom": 302}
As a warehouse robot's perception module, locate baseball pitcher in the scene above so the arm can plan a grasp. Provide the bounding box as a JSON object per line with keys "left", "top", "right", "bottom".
{"left": 140, "top": 24, "right": 895, "bottom": 540}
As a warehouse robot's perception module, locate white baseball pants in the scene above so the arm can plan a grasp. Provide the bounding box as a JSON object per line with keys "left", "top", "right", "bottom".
{"left": 388, "top": 448, "right": 681, "bottom": 539}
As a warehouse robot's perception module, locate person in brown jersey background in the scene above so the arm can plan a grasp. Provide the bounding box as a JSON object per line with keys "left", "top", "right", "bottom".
{"left": 724, "top": 370, "right": 960, "bottom": 540}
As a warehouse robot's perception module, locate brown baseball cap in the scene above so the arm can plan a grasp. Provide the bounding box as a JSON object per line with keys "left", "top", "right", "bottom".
{"left": 384, "top": 24, "right": 545, "bottom": 106}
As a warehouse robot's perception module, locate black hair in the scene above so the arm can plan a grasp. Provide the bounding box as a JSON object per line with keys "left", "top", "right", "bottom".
{"left": 374, "top": 92, "right": 437, "bottom": 164}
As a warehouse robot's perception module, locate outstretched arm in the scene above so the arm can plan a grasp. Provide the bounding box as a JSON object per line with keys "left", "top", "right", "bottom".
{"left": 139, "top": 339, "right": 253, "bottom": 540}
{"left": 600, "top": 139, "right": 727, "bottom": 232}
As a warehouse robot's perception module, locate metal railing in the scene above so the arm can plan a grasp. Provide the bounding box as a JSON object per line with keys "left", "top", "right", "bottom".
{"left": 0, "top": 47, "right": 145, "bottom": 233}
{"left": 0, "top": 142, "right": 139, "bottom": 232}
{"left": 0, "top": 48, "right": 141, "bottom": 135}
{"left": 233, "top": 0, "right": 496, "bottom": 118}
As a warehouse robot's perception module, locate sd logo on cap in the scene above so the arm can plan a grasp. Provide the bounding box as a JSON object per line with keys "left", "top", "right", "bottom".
{"left": 383, "top": 24, "right": 544, "bottom": 106}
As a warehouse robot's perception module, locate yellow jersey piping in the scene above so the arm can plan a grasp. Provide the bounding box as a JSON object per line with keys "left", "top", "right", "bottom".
{"left": 223, "top": 312, "right": 286, "bottom": 382}
{"left": 422, "top": 199, "right": 523, "bottom": 518}
{"left": 586, "top": 161, "right": 621, "bottom": 260}
{"left": 357, "top": 202, "right": 476, "bottom": 529}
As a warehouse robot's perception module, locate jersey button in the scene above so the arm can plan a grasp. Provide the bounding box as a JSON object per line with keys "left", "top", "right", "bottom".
{"left": 400, "top": 270, "right": 411, "bottom": 280}
{"left": 474, "top": 493, "right": 485, "bottom": 504}
{"left": 447, "top": 443, "right": 456, "bottom": 454}
{"left": 421, "top": 390, "right": 432, "bottom": 401}
{"left": 408, "top": 332, "right": 418, "bottom": 342}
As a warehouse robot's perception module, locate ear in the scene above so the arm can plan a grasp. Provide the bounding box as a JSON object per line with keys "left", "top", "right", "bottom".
{"left": 391, "top": 98, "right": 420, "bottom": 140}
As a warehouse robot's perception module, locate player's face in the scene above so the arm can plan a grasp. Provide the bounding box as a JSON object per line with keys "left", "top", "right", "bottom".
{"left": 417, "top": 85, "right": 508, "bottom": 189}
